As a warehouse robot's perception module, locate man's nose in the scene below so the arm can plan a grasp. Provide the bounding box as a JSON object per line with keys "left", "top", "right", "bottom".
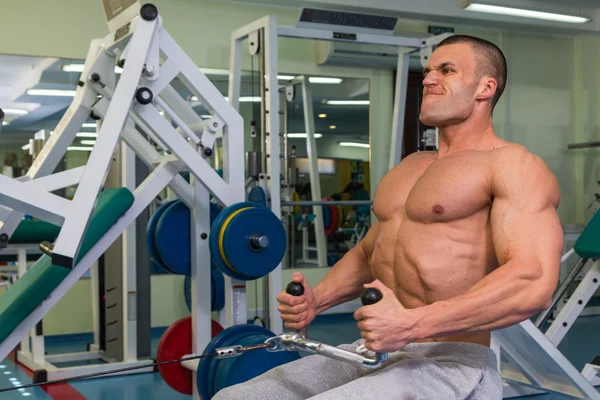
{"left": 423, "top": 72, "right": 438, "bottom": 87}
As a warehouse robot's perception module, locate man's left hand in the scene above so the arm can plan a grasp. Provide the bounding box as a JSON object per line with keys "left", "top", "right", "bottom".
{"left": 353, "top": 280, "right": 420, "bottom": 353}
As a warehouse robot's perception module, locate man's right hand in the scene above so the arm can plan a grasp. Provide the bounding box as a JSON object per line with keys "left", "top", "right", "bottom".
{"left": 277, "top": 272, "right": 318, "bottom": 330}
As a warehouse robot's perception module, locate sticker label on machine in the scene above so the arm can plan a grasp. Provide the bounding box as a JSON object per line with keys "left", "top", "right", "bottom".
{"left": 232, "top": 285, "right": 247, "bottom": 325}
{"left": 102, "top": 0, "right": 139, "bottom": 21}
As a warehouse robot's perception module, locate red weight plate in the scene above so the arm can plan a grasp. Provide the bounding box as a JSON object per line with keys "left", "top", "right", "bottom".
{"left": 157, "top": 317, "right": 224, "bottom": 395}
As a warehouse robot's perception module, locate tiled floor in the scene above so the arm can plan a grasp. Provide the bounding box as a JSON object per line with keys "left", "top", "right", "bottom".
{"left": 0, "top": 314, "right": 598, "bottom": 399}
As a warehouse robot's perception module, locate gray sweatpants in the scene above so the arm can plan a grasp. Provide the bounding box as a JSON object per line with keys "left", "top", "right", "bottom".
{"left": 213, "top": 339, "right": 502, "bottom": 400}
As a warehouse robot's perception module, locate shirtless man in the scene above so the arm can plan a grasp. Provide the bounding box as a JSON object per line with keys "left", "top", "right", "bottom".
{"left": 214, "top": 34, "right": 564, "bottom": 399}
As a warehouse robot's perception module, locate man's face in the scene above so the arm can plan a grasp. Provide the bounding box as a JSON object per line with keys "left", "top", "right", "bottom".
{"left": 419, "top": 43, "right": 481, "bottom": 127}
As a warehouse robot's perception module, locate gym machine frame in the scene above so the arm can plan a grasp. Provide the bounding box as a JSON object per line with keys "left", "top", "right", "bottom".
{"left": 229, "top": 14, "right": 450, "bottom": 330}
{"left": 0, "top": 3, "right": 248, "bottom": 396}
{"left": 491, "top": 247, "right": 600, "bottom": 398}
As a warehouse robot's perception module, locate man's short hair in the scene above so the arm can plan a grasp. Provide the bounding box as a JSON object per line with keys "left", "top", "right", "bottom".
{"left": 436, "top": 34, "right": 507, "bottom": 109}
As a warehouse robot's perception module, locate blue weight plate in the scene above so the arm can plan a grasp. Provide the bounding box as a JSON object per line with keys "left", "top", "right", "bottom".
{"left": 185, "top": 271, "right": 221, "bottom": 312}
{"left": 222, "top": 206, "right": 286, "bottom": 280}
{"left": 248, "top": 186, "right": 267, "bottom": 206}
{"left": 155, "top": 200, "right": 191, "bottom": 275}
{"left": 212, "top": 268, "right": 225, "bottom": 311}
{"left": 210, "top": 202, "right": 223, "bottom": 226}
{"left": 151, "top": 260, "right": 170, "bottom": 275}
{"left": 146, "top": 200, "right": 178, "bottom": 274}
{"left": 216, "top": 336, "right": 299, "bottom": 396}
{"left": 197, "top": 324, "right": 259, "bottom": 399}
{"left": 209, "top": 202, "right": 259, "bottom": 281}
{"left": 197, "top": 324, "right": 298, "bottom": 399}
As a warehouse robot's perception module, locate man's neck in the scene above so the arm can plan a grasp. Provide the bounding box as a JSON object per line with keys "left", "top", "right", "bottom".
{"left": 436, "top": 116, "right": 496, "bottom": 157}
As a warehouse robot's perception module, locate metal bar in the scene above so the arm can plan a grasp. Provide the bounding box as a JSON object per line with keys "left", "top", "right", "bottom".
{"left": 535, "top": 257, "right": 588, "bottom": 328}
{"left": 546, "top": 260, "right": 600, "bottom": 346}
{"left": 567, "top": 141, "right": 600, "bottom": 149}
{"left": 264, "top": 15, "right": 283, "bottom": 335}
{"left": 389, "top": 51, "right": 412, "bottom": 169}
{"left": 282, "top": 200, "right": 372, "bottom": 207}
{"left": 300, "top": 76, "right": 327, "bottom": 268}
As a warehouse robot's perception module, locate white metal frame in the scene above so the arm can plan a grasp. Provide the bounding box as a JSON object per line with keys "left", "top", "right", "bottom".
{"left": 0, "top": 6, "right": 247, "bottom": 397}
{"left": 230, "top": 16, "right": 450, "bottom": 333}
{"left": 493, "top": 247, "right": 600, "bottom": 398}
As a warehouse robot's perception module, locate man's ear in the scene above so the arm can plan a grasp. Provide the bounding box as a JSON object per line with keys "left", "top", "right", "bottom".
{"left": 476, "top": 77, "right": 497, "bottom": 101}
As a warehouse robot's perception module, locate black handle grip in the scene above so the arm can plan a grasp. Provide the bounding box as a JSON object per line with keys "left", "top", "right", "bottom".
{"left": 361, "top": 288, "right": 383, "bottom": 305}
{"left": 0, "top": 108, "right": 4, "bottom": 121}
{"left": 286, "top": 281, "right": 304, "bottom": 297}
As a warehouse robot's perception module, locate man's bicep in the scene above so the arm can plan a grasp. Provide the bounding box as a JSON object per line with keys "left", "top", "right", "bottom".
{"left": 490, "top": 149, "right": 563, "bottom": 287}
{"left": 491, "top": 197, "right": 563, "bottom": 272}
{"left": 356, "top": 220, "right": 379, "bottom": 260}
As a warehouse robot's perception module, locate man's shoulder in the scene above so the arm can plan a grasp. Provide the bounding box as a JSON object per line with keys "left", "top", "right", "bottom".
{"left": 490, "top": 143, "right": 560, "bottom": 206}
{"left": 489, "top": 142, "right": 548, "bottom": 173}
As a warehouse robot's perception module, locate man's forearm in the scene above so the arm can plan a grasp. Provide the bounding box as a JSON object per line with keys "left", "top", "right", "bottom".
{"left": 313, "top": 247, "right": 373, "bottom": 314}
{"left": 413, "top": 260, "right": 555, "bottom": 341}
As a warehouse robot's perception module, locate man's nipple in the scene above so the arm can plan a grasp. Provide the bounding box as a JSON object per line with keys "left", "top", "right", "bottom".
{"left": 432, "top": 205, "right": 445, "bottom": 215}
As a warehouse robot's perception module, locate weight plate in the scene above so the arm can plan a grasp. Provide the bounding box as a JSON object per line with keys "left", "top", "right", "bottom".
{"left": 154, "top": 200, "right": 224, "bottom": 276}
{"left": 248, "top": 186, "right": 267, "bottom": 206}
{"left": 157, "top": 317, "right": 224, "bottom": 395}
{"left": 146, "top": 200, "right": 178, "bottom": 274}
{"left": 185, "top": 269, "right": 225, "bottom": 312}
{"left": 209, "top": 203, "right": 255, "bottom": 280}
{"left": 211, "top": 202, "right": 286, "bottom": 280}
{"left": 197, "top": 324, "right": 300, "bottom": 399}
{"left": 155, "top": 200, "right": 191, "bottom": 275}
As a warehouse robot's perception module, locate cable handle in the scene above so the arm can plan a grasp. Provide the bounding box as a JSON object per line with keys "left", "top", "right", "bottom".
{"left": 286, "top": 281, "right": 307, "bottom": 337}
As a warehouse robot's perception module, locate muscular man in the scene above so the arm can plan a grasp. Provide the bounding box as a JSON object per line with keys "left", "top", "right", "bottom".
{"left": 215, "top": 34, "right": 563, "bottom": 399}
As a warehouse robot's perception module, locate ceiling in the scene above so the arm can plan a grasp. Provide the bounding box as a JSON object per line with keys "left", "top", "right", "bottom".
{"left": 225, "top": 0, "right": 600, "bottom": 35}
{"left": 2, "top": 0, "right": 597, "bottom": 147}
{"left": 0, "top": 55, "right": 370, "bottom": 148}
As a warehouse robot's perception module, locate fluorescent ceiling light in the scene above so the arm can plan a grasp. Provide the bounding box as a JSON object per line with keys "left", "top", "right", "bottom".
{"left": 318, "top": 114, "right": 327, "bottom": 118}
{"left": 201, "top": 114, "right": 212, "bottom": 119}
{"left": 460, "top": 2, "right": 590, "bottom": 24}
{"left": 2, "top": 108, "right": 29, "bottom": 116}
{"left": 68, "top": 146, "right": 94, "bottom": 151}
{"left": 2, "top": 121, "right": 8, "bottom": 126}
{"left": 287, "top": 133, "right": 323, "bottom": 138}
{"left": 82, "top": 123, "right": 96, "bottom": 128}
{"left": 80, "top": 140, "right": 96, "bottom": 145}
{"left": 62, "top": 64, "right": 124, "bottom": 74}
{"left": 27, "top": 89, "right": 77, "bottom": 97}
{"left": 21, "top": 143, "right": 30, "bottom": 151}
{"left": 329, "top": 125, "right": 337, "bottom": 129}
{"left": 339, "top": 141, "right": 369, "bottom": 148}
{"left": 309, "top": 77, "right": 343, "bottom": 84}
{"left": 76, "top": 132, "right": 98, "bottom": 138}
{"left": 326, "top": 100, "right": 369, "bottom": 105}
{"left": 276, "top": 76, "right": 342, "bottom": 84}
{"left": 61, "top": 64, "right": 84, "bottom": 72}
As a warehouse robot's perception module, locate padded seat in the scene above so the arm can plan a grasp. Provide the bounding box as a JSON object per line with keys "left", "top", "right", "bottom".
{"left": 0, "top": 188, "right": 134, "bottom": 343}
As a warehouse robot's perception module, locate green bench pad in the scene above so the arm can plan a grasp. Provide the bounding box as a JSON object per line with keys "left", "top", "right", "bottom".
{"left": 9, "top": 220, "right": 61, "bottom": 244}
{"left": 575, "top": 210, "right": 600, "bottom": 259}
{"left": 0, "top": 188, "right": 134, "bottom": 343}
